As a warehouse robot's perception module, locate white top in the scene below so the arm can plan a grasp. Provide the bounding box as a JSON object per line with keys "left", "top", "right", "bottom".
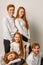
{"left": 8, "top": 58, "right": 21, "bottom": 64}
{"left": 10, "top": 42, "right": 25, "bottom": 58}
{"left": 2, "top": 15, "right": 17, "bottom": 41}
{"left": 26, "top": 52, "right": 41, "bottom": 65}
{"left": 10, "top": 42, "right": 20, "bottom": 55}
{"left": 15, "top": 18, "right": 30, "bottom": 39}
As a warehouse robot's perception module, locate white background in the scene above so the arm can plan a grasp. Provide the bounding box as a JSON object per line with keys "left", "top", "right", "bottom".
{"left": 0, "top": 0, "right": 43, "bottom": 55}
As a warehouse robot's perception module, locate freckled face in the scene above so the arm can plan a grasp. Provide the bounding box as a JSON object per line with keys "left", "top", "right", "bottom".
{"left": 14, "top": 34, "right": 20, "bottom": 43}
{"left": 32, "top": 46, "right": 40, "bottom": 56}
{"left": 19, "top": 9, "right": 24, "bottom": 18}
{"left": 8, "top": 7, "right": 15, "bottom": 17}
{"left": 7, "top": 53, "right": 15, "bottom": 61}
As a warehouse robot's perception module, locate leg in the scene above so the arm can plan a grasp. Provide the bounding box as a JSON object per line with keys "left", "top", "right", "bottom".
{"left": 3, "top": 39, "right": 10, "bottom": 53}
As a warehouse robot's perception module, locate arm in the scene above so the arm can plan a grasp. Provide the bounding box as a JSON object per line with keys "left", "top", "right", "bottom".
{"left": 26, "top": 58, "right": 32, "bottom": 65}
{"left": 27, "top": 29, "right": 32, "bottom": 43}
{"left": 27, "top": 29, "right": 30, "bottom": 39}
{"left": 22, "top": 35, "right": 28, "bottom": 42}
{"left": 10, "top": 43, "right": 14, "bottom": 51}
{"left": 15, "top": 19, "right": 29, "bottom": 40}
{"left": 6, "top": 18, "right": 17, "bottom": 37}
{"left": 3, "top": 17, "right": 12, "bottom": 34}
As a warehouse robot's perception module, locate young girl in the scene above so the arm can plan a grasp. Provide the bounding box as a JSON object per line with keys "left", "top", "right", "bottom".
{"left": 10, "top": 32, "right": 27, "bottom": 65}
{"left": 15, "top": 6, "right": 32, "bottom": 56}
{"left": 3, "top": 51, "right": 21, "bottom": 65}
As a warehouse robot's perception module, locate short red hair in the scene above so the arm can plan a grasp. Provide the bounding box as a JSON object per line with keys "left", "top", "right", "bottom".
{"left": 3, "top": 51, "right": 19, "bottom": 63}
{"left": 7, "top": 4, "right": 15, "bottom": 11}
{"left": 32, "top": 42, "right": 40, "bottom": 49}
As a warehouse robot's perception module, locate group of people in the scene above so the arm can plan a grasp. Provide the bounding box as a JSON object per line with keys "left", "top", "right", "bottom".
{"left": 1, "top": 4, "right": 42, "bottom": 65}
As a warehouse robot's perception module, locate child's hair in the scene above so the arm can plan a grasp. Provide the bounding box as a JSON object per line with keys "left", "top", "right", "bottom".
{"left": 16, "top": 6, "right": 29, "bottom": 29}
{"left": 13, "top": 32, "right": 24, "bottom": 57}
{"left": 32, "top": 42, "right": 40, "bottom": 49}
{"left": 3, "top": 51, "right": 19, "bottom": 64}
{"left": 7, "top": 4, "right": 15, "bottom": 11}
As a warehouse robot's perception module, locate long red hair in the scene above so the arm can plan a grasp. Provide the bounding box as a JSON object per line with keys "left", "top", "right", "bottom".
{"left": 16, "top": 7, "right": 29, "bottom": 29}
{"left": 3, "top": 51, "right": 19, "bottom": 63}
{"left": 13, "top": 32, "right": 24, "bottom": 57}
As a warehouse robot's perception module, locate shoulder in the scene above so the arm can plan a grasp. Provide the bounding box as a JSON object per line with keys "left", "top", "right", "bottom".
{"left": 3, "top": 16, "right": 7, "bottom": 21}
{"left": 26, "top": 52, "right": 33, "bottom": 61}
{"left": 15, "top": 18, "right": 19, "bottom": 22}
{"left": 11, "top": 42, "right": 16, "bottom": 46}
{"left": 3, "top": 16, "right": 9, "bottom": 23}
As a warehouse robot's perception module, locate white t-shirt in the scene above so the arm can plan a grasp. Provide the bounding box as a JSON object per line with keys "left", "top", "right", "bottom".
{"left": 26, "top": 52, "right": 41, "bottom": 65}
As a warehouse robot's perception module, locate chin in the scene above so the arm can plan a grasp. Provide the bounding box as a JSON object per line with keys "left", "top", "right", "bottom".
{"left": 9, "top": 59, "right": 14, "bottom": 61}
{"left": 36, "top": 53, "right": 39, "bottom": 55}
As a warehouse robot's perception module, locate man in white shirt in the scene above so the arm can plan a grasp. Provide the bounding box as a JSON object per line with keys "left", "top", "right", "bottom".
{"left": 3, "top": 4, "right": 17, "bottom": 53}
{"left": 26, "top": 42, "right": 41, "bottom": 65}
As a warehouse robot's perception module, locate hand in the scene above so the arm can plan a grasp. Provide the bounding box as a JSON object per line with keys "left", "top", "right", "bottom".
{"left": 26, "top": 47, "right": 29, "bottom": 53}
{"left": 28, "top": 39, "right": 32, "bottom": 43}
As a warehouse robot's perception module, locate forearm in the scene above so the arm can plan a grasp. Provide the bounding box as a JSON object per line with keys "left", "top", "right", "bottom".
{"left": 22, "top": 35, "right": 28, "bottom": 42}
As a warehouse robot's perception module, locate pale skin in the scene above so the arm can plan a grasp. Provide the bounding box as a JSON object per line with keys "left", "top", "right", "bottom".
{"left": 19, "top": 8, "right": 32, "bottom": 43}
{"left": 13, "top": 34, "right": 25, "bottom": 59}
{"left": 32, "top": 45, "right": 40, "bottom": 56}
{"left": 7, "top": 6, "right": 15, "bottom": 17}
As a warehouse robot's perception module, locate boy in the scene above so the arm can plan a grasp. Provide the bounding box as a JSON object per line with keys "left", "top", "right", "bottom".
{"left": 3, "top": 4, "right": 17, "bottom": 53}
{"left": 26, "top": 42, "right": 41, "bottom": 65}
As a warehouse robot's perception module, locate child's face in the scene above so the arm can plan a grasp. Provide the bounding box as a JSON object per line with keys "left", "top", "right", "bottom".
{"left": 8, "top": 7, "right": 14, "bottom": 17}
{"left": 32, "top": 46, "right": 40, "bottom": 56}
{"left": 7, "top": 53, "right": 15, "bottom": 61}
{"left": 19, "top": 9, "right": 24, "bottom": 18}
{"left": 14, "top": 34, "right": 20, "bottom": 43}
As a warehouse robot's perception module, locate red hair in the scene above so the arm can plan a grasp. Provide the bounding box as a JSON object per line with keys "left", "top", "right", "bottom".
{"left": 16, "top": 7, "right": 29, "bottom": 29}
{"left": 13, "top": 32, "right": 24, "bottom": 57}
{"left": 32, "top": 42, "right": 40, "bottom": 49}
{"left": 7, "top": 4, "right": 15, "bottom": 11}
{"left": 3, "top": 51, "right": 19, "bottom": 63}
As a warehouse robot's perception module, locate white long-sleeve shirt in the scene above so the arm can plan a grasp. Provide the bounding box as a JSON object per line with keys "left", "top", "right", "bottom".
{"left": 15, "top": 18, "right": 30, "bottom": 39}
{"left": 26, "top": 52, "right": 41, "bottom": 65}
{"left": 10, "top": 42, "right": 25, "bottom": 59}
{"left": 10, "top": 42, "right": 20, "bottom": 55}
{"left": 3, "top": 15, "right": 17, "bottom": 41}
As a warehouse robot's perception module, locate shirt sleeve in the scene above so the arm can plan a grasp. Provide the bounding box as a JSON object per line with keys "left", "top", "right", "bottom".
{"left": 26, "top": 57, "right": 32, "bottom": 65}
{"left": 27, "top": 29, "right": 30, "bottom": 39}
{"left": 6, "top": 18, "right": 17, "bottom": 37}
{"left": 15, "top": 19, "right": 29, "bottom": 39}
{"left": 10, "top": 43, "right": 14, "bottom": 51}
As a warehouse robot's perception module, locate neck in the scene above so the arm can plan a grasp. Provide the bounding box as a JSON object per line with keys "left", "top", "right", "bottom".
{"left": 8, "top": 14, "right": 13, "bottom": 18}
{"left": 32, "top": 52, "right": 38, "bottom": 56}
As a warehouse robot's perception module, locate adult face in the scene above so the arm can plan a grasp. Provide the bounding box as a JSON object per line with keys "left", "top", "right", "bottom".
{"left": 32, "top": 46, "right": 40, "bottom": 56}
{"left": 19, "top": 8, "right": 25, "bottom": 18}
{"left": 8, "top": 7, "right": 15, "bottom": 17}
